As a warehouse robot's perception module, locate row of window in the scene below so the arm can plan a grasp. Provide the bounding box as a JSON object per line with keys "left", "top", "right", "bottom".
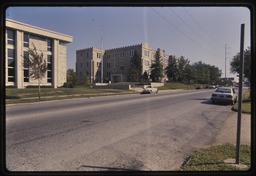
{"left": 7, "top": 49, "right": 53, "bottom": 83}
{"left": 47, "top": 55, "right": 53, "bottom": 83}
{"left": 79, "top": 50, "right": 136, "bottom": 60}
{"left": 7, "top": 29, "right": 53, "bottom": 51}
{"left": 7, "top": 49, "right": 15, "bottom": 82}
{"left": 79, "top": 58, "right": 150, "bottom": 70}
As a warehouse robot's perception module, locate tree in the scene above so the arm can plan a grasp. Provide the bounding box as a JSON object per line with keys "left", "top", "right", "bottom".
{"left": 191, "top": 61, "right": 221, "bottom": 84}
{"left": 184, "top": 64, "right": 195, "bottom": 84}
{"left": 23, "top": 44, "right": 47, "bottom": 99}
{"left": 177, "top": 56, "right": 190, "bottom": 83}
{"left": 83, "top": 73, "right": 90, "bottom": 86}
{"left": 230, "top": 47, "right": 251, "bottom": 84}
{"left": 142, "top": 71, "right": 150, "bottom": 82}
{"left": 64, "top": 69, "right": 78, "bottom": 88}
{"left": 165, "top": 55, "right": 179, "bottom": 82}
{"left": 150, "top": 48, "right": 163, "bottom": 82}
{"left": 128, "top": 50, "right": 142, "bottom": 82}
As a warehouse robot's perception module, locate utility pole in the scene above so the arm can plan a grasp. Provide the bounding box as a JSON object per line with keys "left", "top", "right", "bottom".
{"left": 225, "top": 44, "right": 227, "bottom": 81}
{"left": 236, "top": 23, "right": 245, "bottom": 164}
{"left": 101, "top": 29, "right": 103, "bottom": 83}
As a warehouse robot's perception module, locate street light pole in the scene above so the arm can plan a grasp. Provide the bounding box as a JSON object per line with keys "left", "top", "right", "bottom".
{"left": 225, "top": 44, "right": 227, "bottom": 82}
{"left": 101, "top": 29, "right": 103, "bottom": 83}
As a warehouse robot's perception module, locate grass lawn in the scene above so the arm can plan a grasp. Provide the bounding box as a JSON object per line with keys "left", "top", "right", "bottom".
{"left": 180, "top": 143, "right": 251, "bottom": 171}
{"left": 233, "top": 90, "right": 251, "bottom": 113}
{"left": 6, "top": 85, "right": 132, "bottom": 104}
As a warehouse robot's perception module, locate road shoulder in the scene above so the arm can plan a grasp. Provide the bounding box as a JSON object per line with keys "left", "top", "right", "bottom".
{"left": 214, "top": 112, "right": 251, "bottom": 145}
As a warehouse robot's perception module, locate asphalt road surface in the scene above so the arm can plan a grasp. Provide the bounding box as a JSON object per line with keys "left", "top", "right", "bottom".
{"left": 6, "top": 89, "right": 238, "bottom": 171}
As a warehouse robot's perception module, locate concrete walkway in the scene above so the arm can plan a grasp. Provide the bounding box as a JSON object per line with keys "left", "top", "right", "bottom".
{"left": 214, "top": 112, "right": 251, "bottom": 145}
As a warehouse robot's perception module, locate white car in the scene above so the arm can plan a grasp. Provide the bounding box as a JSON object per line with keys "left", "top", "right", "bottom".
{"left": 211, "top": 87, "right": 237, "bottom": 105}
{"left": 141, "top": 86, "right": 158, "bottom": 94}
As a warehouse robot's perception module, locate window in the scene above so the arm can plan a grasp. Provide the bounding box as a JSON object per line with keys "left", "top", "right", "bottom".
{"left": 107, "top": 63, "right": 111, "bottom": 68}
{"left": 23, "top": 51, "right": 29, "bottom": 82}
{"left": 23, "top": 51, "right": 29, "bottom": 68}
{"left": 120, "top": 51, "right": 124, "bottom": 58}
{"left": 24, "top": 70, "right": 29, "bottom": 82}
{"left": 80, "top": 54, "right": 83, "bottom": 60}
{"left": 8, "top": 49, "right": 15, "bottom": 82}
{"left": 86, "top": 53, "right": 89, "bottom": 58}
{"left": 120, "top": 66, "right": 124, "bottom": 71}
{"left": 47, "top": 55, "right": 52, "bottom": 83}
{"left": 30, "top": 35, "right": 46, "bottom": 41}
{"left": 97, "top": 62, "right": 101, "bottom": 67}
{"left": 97, "top": 53, "right": 101, "bottom": 58}
{"left": 59, "top": 41, "right": 66, "bottom": 45}
{"left": 129, "top": 50, "right": 134, "bottom": 57}
{"left": 86, "top": 62, "right": 89, "bottom": 67}
{"left": 112, "top": 52, "right": 116, "bottom": 59}
{"left": 24, "top": 33, "right": 29, "bottom": 47}
{"left": 7, "top": 29, "right": 15, "bottom": 45}
{"left": 144, "top": 50, "right": 149, "bottom": 57}
{"left": 144, "top": 60, "right": 150, "bottom": 67}
{"left": 47, "top": 39, "right": 52, "bottom": 52}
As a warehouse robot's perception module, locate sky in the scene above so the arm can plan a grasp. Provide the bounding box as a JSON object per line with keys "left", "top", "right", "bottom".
{"left": 6, "top": 6, "right": 250, "bottom": 81}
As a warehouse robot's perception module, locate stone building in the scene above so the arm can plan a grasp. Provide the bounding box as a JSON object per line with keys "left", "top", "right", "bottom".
{"left": 5, "top": 19, "right": 73, "bottom": 88}
{"left": 76, "top": 43, "right": 170, "bottom": 83}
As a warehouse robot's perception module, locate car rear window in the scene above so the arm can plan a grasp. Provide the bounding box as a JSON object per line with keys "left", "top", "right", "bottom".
{"left": 215, "top": 88, "right": 231, "bottom": 93}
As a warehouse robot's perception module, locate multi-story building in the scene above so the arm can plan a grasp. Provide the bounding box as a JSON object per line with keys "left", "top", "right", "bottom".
{"left": 76, "top": 43, "right": 170, "bottom": 83}
{"left": 5, "top": 19, "right": 73, "bottom": 88}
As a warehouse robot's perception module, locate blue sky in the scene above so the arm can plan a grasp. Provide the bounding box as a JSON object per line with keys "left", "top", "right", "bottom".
{"left": 6, "top": 6, "right": 250, "bottom": 80}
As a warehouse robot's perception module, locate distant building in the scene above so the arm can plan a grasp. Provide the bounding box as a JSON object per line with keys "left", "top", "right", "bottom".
{"left": 76, "top": 43, "right": 170, "bottom": 83}
{"left": 5, "top": 19, "right": 73, "bottom": 88}
{"left": 221, "top": 77, "right": 235, "bottom": 86}
{"left": 221, "top": 77, "right": 235, "bottom": 82}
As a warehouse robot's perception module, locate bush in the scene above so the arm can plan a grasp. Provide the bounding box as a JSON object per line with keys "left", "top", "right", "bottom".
{"left": 63, "top": 82, "right": 75, "bottom": 88}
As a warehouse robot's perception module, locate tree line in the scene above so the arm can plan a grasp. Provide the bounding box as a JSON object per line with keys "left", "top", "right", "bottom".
{"left": 128, "top": 48, "right": 222, "bottom": 85}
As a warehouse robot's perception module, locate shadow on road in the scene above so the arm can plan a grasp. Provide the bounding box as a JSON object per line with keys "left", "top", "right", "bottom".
{"left": 190, "top": 98, "right": 230, "bottom": 106}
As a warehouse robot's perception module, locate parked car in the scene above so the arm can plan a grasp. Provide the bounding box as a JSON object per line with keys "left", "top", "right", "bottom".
{"left": 141, "top": 86, "right": 158, "bottom": 94}
{"left": 196, "top": 85, "right": 203, "bottom": 89}
{"left": 211, "top": 87, "right": 237, "bottom": 105}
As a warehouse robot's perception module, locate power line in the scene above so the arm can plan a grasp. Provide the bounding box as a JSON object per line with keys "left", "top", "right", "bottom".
{"left": 151, "top": 7, "right": 218, "bottom": 57}
{"left": 183, "top": 7, "right": 223, "bottom": 49}
{"left": 168, "top": 7, "right": 223, "bottom": 53}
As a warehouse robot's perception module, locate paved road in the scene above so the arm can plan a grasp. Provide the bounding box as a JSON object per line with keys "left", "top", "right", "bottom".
{"left": 6, "top": 89, "right": 237, "bottom": 171}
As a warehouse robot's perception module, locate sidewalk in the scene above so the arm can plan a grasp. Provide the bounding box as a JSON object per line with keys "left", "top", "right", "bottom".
{"left": 214, "top": 112, "right": 251, "bottom": 145}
